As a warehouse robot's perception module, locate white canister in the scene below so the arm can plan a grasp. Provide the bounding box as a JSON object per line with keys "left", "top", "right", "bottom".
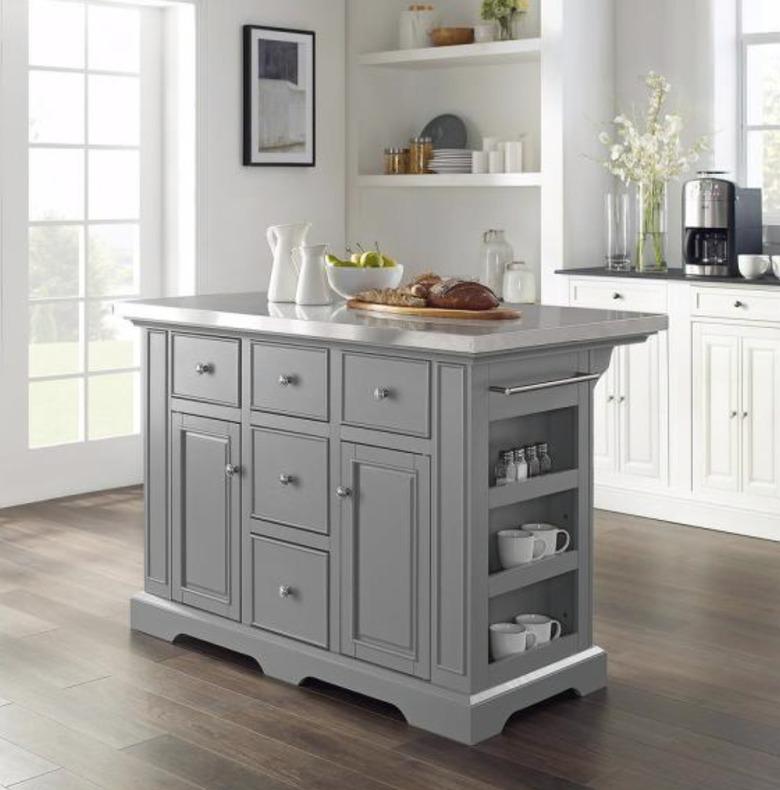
{"left": 488, "top": 150, "right": 505, "bottom": 174}
{"left": 502, "top": 261, "right": 537, "bottom": 303}
{"left": 504, "top": 141, "right": 524, "bottom": 173}
{"left": 472, "top": 151, "right": 488, "bottom": 174}
{"left": 473, "top": 22, "right": 496, "bottom": 43}
{"left": 482, "top": 136, "right": 500, "bottom": 152}
{"left": 399, "top": 6, "right": 439, "bottom": 50}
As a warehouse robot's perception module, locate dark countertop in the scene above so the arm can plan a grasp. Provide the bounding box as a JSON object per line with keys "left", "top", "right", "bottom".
{"left": 556, "top": 267, "right": 780, "bottom": 288}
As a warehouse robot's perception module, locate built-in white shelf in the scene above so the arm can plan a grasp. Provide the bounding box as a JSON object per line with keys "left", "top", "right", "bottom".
{"left": 358, "top": 38, "right": 541, "bottom": 70}
{"left": 356, "top": 173, "right": 542, "bottom": 189}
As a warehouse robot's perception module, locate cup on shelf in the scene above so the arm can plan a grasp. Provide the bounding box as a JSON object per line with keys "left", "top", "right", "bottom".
{"left": 488, "top": 150, "right": 505, "bottom": 174}
{"left": 497, "top": 529, "right": 546, "bottom": 569}
{"left": 514, "top": 614, "right": 563, "bottom": 645}
{"left": 520, "top": 523, "right": 571, "bottom": 557}
{"left": 489, "top": 622, "right": 536, "bottom": 660}
{"left": 472, "top": 151, "right": 489, "bottom": 174}
{"left": 504, "top": 141, "right": 524, "bottom": 173}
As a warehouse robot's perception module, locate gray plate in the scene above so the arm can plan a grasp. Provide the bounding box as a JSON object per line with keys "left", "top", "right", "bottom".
{"left": 421, "top": 114, "right": 468, "bottom": 150}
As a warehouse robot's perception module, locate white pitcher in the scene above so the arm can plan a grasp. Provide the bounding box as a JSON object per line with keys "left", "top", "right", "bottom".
{"left": 295, "top": 244, "right": 332, "bottom": 306}
{"left": 266, "top": 222, "right": 311, "bottom": 303}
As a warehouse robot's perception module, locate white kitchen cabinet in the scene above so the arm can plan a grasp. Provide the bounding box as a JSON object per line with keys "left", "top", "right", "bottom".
{"left": 592, "top": 358, "right": 617, "bottom": 472}
{"left": 693, "top": 323, "right": 780, "bottom": 499}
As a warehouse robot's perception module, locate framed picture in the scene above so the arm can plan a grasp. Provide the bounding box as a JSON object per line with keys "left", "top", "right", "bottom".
{"left": 243, "top": 25, "right": 316, "bottom": 167}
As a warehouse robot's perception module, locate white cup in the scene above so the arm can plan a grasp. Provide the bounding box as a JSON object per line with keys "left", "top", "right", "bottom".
{"left": 738, "top": 254, "right": 771, "bottom": 280}
{"left": 521, "top": 523, "right": 571, "bottom": 557}
{"left": 488, "top": 150, "right": 505, "bottom": 174}
{"left": 482, "top": 136, "right": 500, "bottom": 152}
{"left": 472, "top": 151, "right": 488, "bottom": 175}
{"left": 473, "top": 22, "right": 496, "bottom": 43}
{"left": 514, "top": 614, "right": 563, "bottom": 645}
{"left": 504, "top": 141, "right": 524, "bottom": 173}
{"left": 497, "top": 529, "right": 546, "bottom": 569}
{"left": 489, "top": 622, "right": 537, "bottom": 660}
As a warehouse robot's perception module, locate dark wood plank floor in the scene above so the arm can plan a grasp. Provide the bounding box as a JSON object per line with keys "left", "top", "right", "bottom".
{"left": 0, "top": 489, "right": 779, "bottom": 789}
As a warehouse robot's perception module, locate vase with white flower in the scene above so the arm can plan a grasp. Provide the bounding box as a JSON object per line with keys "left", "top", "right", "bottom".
{"left": 598, "top": 72, "right": 708, "bottom": 273}
{"left": 481, "top": 0, "right": 529, "bottom": 41}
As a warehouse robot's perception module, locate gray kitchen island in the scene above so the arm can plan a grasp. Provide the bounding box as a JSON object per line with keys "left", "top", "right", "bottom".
{"left": 118, "top": 294, "right": 666, "bottom": 744}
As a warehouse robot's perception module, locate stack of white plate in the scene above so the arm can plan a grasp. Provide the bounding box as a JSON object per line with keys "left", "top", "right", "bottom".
{"left": 429, "top": 149, "right": 473, "bottom": 174}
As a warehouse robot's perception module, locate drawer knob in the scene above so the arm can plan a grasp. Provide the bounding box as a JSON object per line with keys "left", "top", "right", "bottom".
{"left": 278, "top": 374, "right": 296, "bottom": 387}
{"left": 743, "top": 411, "right": 749, "bottom": 419}
{"left": 336, "top": 486, "right": 352, "bottom": 499}
{"left": 730, "top": 411, "right": 738, "bottom": 419}
{"left": 607, "top": 395, "right": 615, "bottom": 403}
{"left": 279, "top": 585, "right": 293, "bottom": 599}
{"left": 734, "top": 300, "right": 744, "bottom": 308}
{"left": 195, "top": 362, "right": 213, "bottom": 375}
{"left": 373, "top": 386, "right": 391, "bottom": 401}
{"left": 612, "top": 292, "right": 623, "bottom": 300}
{"left": 225, "top": 464, "right": 240, "bottom": 477}
{"left": 279, "top": 473, "right": 294, "bottom": 486}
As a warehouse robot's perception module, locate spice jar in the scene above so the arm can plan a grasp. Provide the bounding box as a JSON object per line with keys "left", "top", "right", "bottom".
{"left": 384, "top": 147, "right": 409, "bottom": 175}
{"left": 409, "top": 136, "right": 433, "bottom": 174}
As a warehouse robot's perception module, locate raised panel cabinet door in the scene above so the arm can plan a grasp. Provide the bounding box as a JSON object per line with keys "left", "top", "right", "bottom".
{"left": 592, "top": 352, "right": 617, "bottom": 473}
{"left": 618, "top": 333, "right": 664, "bottom": 480}
{"left": 692, "top": 324, "right": 741, "bottom": 494}
{"left": 741, "top": 329, "right": 780, "bottom": 498}
{"left": 339, "top": 443, "right": 431, "bottom": 679}
{"left": 171, "top": 414, "right": 241, "bottom": 621}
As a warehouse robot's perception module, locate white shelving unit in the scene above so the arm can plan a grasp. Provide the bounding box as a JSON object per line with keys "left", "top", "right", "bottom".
{"left": 358, "top": 38, "right": 541, "bottom": 69}
{"left": 357, "top": 173, "right": 542, "bottom": 189}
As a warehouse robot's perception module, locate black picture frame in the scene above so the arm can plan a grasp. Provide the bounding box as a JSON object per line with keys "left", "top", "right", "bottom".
{"left": 242, "top": 25, "right": 316, "bottom": 167}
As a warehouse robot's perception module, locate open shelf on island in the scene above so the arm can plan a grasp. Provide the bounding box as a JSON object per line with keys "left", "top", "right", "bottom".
{"left": 356, "top": 173, "right": 542, "bottom": 189}
{"left": 488, "top": 469, "right": 579, "bottom": 509}
{"left": 487, "top": 633, "right": 580, "bottom": 686}
{"left": 358, "top": 38, "right": 541, "bottom": 69}
{"left": 488, "top": 550, "right": 579, "bottom": 599}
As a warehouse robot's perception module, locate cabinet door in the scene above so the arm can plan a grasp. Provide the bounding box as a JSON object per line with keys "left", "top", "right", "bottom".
{"left": 618, "top": 333, "right": 664, "bottom": 480}
{"left": 339, "top": 444, "right": 430, "bottom": 679}
{"left": 171, "top": 414, "right": 241, "bottom": 620}
{"left": 592, "top": 352, "right": 617, "bottom": 473}
{"left": 693, "top": 325, "right": 741, "bottom": 493}
{"left": 741, "top": 330, "right": 780, "bottom": 498}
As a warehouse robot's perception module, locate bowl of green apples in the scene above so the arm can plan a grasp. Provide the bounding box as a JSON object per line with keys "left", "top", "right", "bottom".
{"left": 325, "top": 246, "right": 403, "bottom": 299}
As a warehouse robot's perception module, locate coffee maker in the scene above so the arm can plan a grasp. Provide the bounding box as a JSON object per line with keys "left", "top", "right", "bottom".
{"left": 682, "top": 172, "right": 762, "bottom": 277}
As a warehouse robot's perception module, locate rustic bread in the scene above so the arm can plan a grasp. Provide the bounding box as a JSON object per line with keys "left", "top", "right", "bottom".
{"left": 426, "top": 279, "right": 500, "bottom": 311}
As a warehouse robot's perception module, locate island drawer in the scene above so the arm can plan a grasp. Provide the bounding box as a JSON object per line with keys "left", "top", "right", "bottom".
{"left": 251, "top": 342, "right": 329, "bottom": 420}
{"left": 248, "top": 535, "right": 328, "bottom": 648}
{"left": 171, "top": 333, "right": 240, "bottom": 407}
{"left": 691, "top": 287, "right": 780, "bottom": 322}
{"left": 250, "top": 427, "right": 329, "bottom": 534}
{"left": 341, "top": 352, "right": 430, "bottom": 437}
{"left": 569, "top": 279, "right": 667, "bottom": 313}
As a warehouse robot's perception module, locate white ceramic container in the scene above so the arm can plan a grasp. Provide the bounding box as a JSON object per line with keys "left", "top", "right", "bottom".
{"left": 489, "top": 622, "right": 536, "bottom": 661}
{"left": 514, "top": 614, "right": 562, "bottom": 644}
{"left": 738, "top": 254, "right": 771, "bottom": 280}
{"left": 325, "top": 263, "right": 404, "bottom": 300}
{"left": 496, "top": 529, "right": 546, "bottom": 569}
{"left": 521, "top": 523, "right": 571, "bottom": 557}
{"left": 295, "top": 244, "right": 332, "bottom": 306}
{"left": 267, "top": 222, "right": 311, "bottom": 303}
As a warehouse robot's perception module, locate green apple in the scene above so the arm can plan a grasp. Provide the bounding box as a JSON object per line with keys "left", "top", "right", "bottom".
{"left": 327, "top": 254, "right": 357, "bottom": 268}
{"left": 381, "top": 254, "right": 397, "bottom": 268}
{"left": 350, "top": 253, "right": 362, "bottom": 265}
{"left": 360, "top": 251, "right": 384, "bottom": 268}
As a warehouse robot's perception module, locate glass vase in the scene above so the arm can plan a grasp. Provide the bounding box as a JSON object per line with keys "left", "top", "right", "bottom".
{"left": 605, "top": 191, "right": 631, "bottom": 271}
{"left": 497, "top": 15, "right": 515, "bottom": 40}
{"left": 634, "top": 180, "right": 668, "bottom": 273}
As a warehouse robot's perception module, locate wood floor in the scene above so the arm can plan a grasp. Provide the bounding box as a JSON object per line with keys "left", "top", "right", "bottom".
{"left": 0, "top": 490, "right": 778, "bottom": 790}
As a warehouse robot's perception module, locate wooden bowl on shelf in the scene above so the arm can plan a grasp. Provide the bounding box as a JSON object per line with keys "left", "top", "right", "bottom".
{"left": 430, "top": 27, "right": 475, "bottom": 47}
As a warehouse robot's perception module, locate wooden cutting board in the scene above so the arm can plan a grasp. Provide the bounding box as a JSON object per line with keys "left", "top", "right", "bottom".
{"left": 346, "top": 300, "right": 521, "bottom": 321}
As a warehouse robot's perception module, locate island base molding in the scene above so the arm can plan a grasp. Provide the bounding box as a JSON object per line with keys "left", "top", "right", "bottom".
{"left": 595, "top": 486, "right": 780, "bottom": 542}
{"left": 131, "top": 592, "right": 607, "bottom": 745}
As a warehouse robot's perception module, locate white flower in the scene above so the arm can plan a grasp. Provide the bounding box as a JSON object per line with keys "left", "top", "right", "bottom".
{"left": 598, "top": 131, "right": 610, "bottom": 145}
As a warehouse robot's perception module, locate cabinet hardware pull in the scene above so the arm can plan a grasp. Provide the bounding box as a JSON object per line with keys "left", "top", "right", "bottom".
{"left": 225, "top": 464, "right": 240, "bottom": 477}
{"left": 742, "top": 411, "right": 749, "bottom": 419}
{"left": 336, "top": 486, "right": 352, "bottom": 499}
{"left": 279, "top": 473, "right": 294, "bottom": 486}
{"left": 612, "top": 292, "right": 622, "bottom": 300}
{"left": 373, "top": 387, "right": 391, "bottom": 401}
{"left": 607, "top": 395, "right": 615, "bottom": 402}
{"left": 734, "top": 300, "right": 744, "bottom": 308}
{"left": 279, "top": 585, "right": 293, "bottom": 599}
{"left": 195, "top": 362, "right": 213, "bottom": 375}
{"left": 278, "top": 374, "right": 295, "bottom": 386}
{"left": 490, "top": 372, "right": 600, "bottom": 397}
{"left": 730, "top": 411, "right": 738, "bottom": 419}
{"left": 618, "top": 395, "right": 626, "bottom": 403}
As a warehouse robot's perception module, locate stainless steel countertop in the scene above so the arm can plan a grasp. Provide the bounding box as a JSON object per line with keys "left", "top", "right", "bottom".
{"left": 117, "top": 293, "right": 668, "bottom": 355}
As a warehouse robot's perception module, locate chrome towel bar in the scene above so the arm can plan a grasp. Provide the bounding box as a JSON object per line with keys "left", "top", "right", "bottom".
{"left": 489, "top": 372, "right": 600, "bottom": 397}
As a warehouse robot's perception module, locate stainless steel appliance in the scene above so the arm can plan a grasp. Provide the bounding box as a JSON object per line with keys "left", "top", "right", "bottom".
{"left": 682, "top": 172, "right": 762, "bottom": 277}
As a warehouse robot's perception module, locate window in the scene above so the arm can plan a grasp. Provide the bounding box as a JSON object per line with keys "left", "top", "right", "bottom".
{"left": 740, "top": 0, "right": 780, "bottom": 224}
{"left": 27, "top": 0, "right": 154, "bottom": 448}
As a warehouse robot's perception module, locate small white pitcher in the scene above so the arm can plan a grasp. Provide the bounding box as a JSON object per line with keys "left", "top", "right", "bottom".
{"left": 295, "top": 244, "right": 332, "bottom": 306}
{"left": 266, "top": 222, "right": 311, "bottom": 303}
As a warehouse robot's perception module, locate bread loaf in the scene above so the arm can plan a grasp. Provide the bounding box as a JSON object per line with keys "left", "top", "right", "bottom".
{"left": 426, "top": 279, "right": 500, "bottom": 311}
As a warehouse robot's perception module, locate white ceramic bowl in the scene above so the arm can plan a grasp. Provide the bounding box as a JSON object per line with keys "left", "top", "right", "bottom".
{"left": 773, "top": 256, "right": 780, "bottom": 280}
{"left": 738, "top": 254, "right": 771, "bottom": 280}
{"left": 325, "top": 263, "right": 404, "bottom": 300}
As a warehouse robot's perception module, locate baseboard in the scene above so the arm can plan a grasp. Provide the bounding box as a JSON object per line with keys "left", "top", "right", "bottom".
{"left": 595, "top": 485, "right": 780, "bottom": 542}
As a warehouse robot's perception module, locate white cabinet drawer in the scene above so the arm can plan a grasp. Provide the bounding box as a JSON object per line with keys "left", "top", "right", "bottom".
{"left": 691, "top": 288, "right": 780, "bottom": 323}
{"left": 569, "top": 279, "right": 667, "bottom": 314}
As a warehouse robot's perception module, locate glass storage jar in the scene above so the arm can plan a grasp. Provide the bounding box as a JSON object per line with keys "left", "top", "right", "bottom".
{"left": 384, "top": 147, "right": 409, "bottom": 175}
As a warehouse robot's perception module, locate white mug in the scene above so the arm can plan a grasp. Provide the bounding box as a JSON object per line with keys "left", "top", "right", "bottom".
{"left": 488, "top": 150, "right": 505, "bottom": 174}
{"left": 489, "top": 622, "right": 536, "bottom": 660}
{"left": 472, "top": 151, "right": 488, "bottom": 175}
{"left": 521, "top": 523, "right": 571, "bottom": 557}
{"left": 738, "top": 254, "right": 771, "bottom": 280}
{"left": 497, "top": 529, "right": 546, "bottom": 569}
{"left": 514, "top": 613, "right": 562, "bottom": 645}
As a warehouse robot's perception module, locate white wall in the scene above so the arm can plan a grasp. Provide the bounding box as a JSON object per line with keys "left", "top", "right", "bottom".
{"left": 198, "top": 0, "right": 346, "bottom": 294}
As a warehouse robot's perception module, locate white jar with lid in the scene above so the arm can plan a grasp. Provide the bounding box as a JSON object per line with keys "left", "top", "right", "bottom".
{"left": 502, "top": 261, "right": 537, "bottom": 304}
{"left": 481, "top": 229, "right": 513, "bottom": 298}
{"left": 399, "top": 5, "right": 438, "bottom": 49}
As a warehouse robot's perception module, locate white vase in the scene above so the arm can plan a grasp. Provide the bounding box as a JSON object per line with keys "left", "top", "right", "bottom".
{"left": 266, "top": 222, "right": 311, "bottom": 303}
{"left": 295, "top": 244, "right": 332, "bottom": 306}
